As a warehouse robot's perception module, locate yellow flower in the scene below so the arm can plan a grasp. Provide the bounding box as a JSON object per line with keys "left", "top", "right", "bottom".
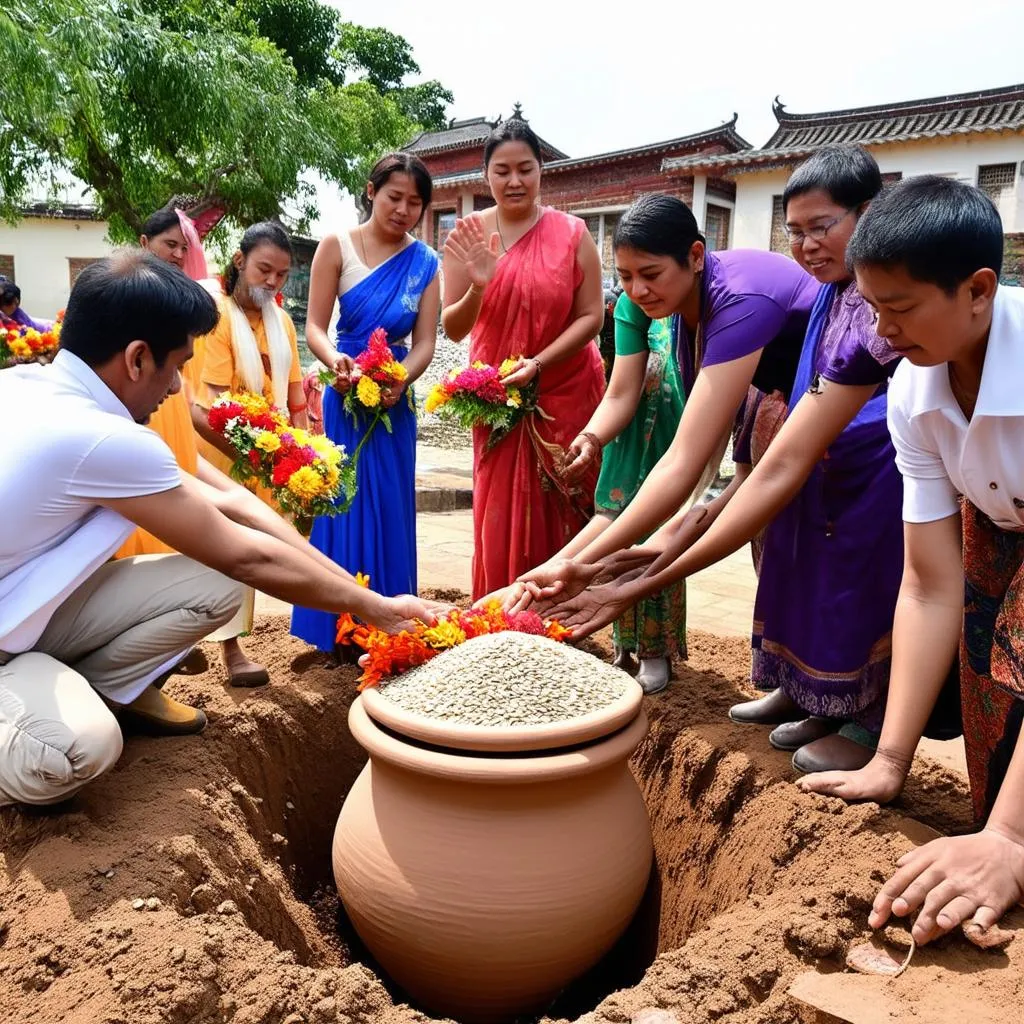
{"left": 324, "top": 464, "right": 340, "bottom": 490}
{"left": 254, "top": 431, "right": 281, "bottom": 453}
{"left": 421, "top": 618, "right": 467, "bottom": 649}
{"left": 289, "top": 427, "right": 313, "bottom": 447}
{"left": 286, "top": 466, "right": 325, "bottom": 501}
{"left": 9, "top": 338, "right": 31, "bottom": 358}
{"left": 309, "top": 434, "right": 342, "bottom": 465}
{"left": 499, "top": 357, "right": 519, "bottom": 377}
{"left": 471, "top": 360, "right": 487, "bottom": 370}
{"left": 382, "top": 359, "right": 409, "bottom": 382}
{"left": 356, "top": 374, "right": 381, "bottom": 407}
{"left": 424, "top": 384, "right": 450, "bottom": 414}
{"left": 355, "top": 572, "right": 371, "bottom": 588}
{"left": 506, "top": 388, "right": 522, "bottom": 408}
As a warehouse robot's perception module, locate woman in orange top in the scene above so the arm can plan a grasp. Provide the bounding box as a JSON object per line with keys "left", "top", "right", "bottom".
{"left": 116, "top": 203, "right": 269, "bottom": 686}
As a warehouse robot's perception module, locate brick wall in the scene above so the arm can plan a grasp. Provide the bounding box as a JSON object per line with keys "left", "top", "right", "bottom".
{"left": 423, "top": 149, "right": 484, "bottom": 176}
{"left": 1003, "top": 233, "right": 1024, "bottom": 286}
{"left": 541, "top": 155, "right": 695, "bottom": 212}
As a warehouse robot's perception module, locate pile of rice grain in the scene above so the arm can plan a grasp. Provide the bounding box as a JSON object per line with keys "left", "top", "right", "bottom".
{"left": 377, "top": 631, "right": 629, "bottom": 726}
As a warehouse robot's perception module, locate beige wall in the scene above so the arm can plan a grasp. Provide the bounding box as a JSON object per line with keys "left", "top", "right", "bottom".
{"left": 730, "top": 134, "right": 1024, "bottom": 250}
{"left": 0, "top": 217, "right": 117, "bottom": 318}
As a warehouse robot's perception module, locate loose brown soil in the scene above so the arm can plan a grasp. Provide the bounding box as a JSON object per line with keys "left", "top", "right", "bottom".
{"left": 1, "top": 612, "right": 1021, "bottom": 1024}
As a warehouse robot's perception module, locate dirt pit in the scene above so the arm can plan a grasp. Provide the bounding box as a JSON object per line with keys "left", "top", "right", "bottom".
{"left": 2, "top": 613, "right": 1021, "bottom": 1024}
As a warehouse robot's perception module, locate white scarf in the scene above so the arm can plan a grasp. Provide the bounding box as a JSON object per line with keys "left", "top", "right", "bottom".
{"left": 225, "top": 294, "right": 292, "bottom": 410}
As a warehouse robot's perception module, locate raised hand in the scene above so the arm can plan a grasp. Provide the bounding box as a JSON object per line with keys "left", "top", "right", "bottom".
{"left": 562, "top": 433, "right": 600, "bottom": 483}
{"left": 868, "top": 827, "right": 1024, "bottom": 945}
{"left": 444, "top": 214, "right": 500, "bottom": 290}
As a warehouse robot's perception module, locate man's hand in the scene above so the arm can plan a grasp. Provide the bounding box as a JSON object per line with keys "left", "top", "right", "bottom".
{"left": 869, "top": 826, "right": 1024, "bottom": 944}
{"left": 365, "top": 594, "right": 450, "bottom": 634}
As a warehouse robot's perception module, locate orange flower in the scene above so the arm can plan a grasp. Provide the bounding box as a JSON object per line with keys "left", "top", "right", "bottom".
{"left": 545, "top": 620, "right": 572, "bottom": 642}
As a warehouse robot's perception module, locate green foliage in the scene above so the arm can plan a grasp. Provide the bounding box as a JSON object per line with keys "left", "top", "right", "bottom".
{"left": 0, "top": 0, "right": 451, "bottom": 240}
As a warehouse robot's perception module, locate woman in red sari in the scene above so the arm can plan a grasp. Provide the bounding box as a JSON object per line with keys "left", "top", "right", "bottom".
{"left": 442, "top": 115, "right": 605, "bottom": 600}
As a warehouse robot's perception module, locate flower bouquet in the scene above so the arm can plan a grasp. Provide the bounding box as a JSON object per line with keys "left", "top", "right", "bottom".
{"left": 319, "top": 327, "right": 408, "bottom": 469}
{"left": 336, "top": 579, "right": 571, "bottom": 691}
{"left": 208, "top": 391, "right": 356, "bottom": 518}
{"left": 425, "top": 357, "right": 541, "bottom": 449}
{"left": 1, "top": 320, "right": 61, "bottom": 369}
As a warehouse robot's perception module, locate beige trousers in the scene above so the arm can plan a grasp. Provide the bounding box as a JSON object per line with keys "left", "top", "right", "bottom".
{"left": 0, "top": 555, "right": 243, "bottom": 807}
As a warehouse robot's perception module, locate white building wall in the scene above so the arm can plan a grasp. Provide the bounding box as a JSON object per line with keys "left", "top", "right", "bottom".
{"left": 0, "top": 217, "right": 117, "bottom": 318}
{"left": 730, "top": 133, "right": 1024, "bottom": 250}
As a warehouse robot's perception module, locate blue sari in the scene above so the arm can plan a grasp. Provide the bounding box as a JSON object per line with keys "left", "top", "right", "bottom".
{"left": 291, "top": 241, "right": 438, "bottom": 652}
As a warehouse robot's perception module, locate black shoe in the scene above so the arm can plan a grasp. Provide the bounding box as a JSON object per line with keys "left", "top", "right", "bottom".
{"left": 728, "top": 689, "right": 803, "bottom": 726}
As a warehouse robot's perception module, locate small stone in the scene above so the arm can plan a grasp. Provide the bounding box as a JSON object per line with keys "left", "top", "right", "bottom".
{"left": 170, "top": 947, "right": 186, "bottom": 963}
{"left": 145, "top": 898, "right": 161, "bottom": 911}
{"left": 633, "top": 1010, "right": 681, "bottom": 1024}
{"left": 216, "top": 901, "right": 238, "bottom": 916}
{"left": 105, "top": 870, "right": 115, "bottom": 879}
{"left": 271, "top": 833, "right": 287, "bottom": 846}
{"left": 286, "top": 801, "right": 295, "bottom": 810}
{"left": 131, "top": 900, "right": 145, "bottom": 911}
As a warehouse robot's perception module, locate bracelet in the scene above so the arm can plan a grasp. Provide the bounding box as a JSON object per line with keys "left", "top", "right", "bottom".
{"left": 287, "top": 403, "right": 306, "bottom": 414}
{"left": 531, "top": 357, "right": 543, "bottom": 376}
{"left": 580, "top": 430, "right": 603, "bottom": 450}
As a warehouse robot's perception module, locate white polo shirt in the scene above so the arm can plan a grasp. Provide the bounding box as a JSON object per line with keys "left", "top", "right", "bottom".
{"left": 0, "top": 350, "right": 181, "bottom": 653}
{"left": 887, "top": 285, "right": 1024, "bottom": 529}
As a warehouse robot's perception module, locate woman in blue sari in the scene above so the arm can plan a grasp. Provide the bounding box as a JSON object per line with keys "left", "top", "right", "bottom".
{"left": 292, "top": 153, "right": 440, "bottom": 653}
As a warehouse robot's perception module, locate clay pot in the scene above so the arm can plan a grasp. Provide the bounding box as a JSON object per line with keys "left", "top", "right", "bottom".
{"left": 332, "top": 690, "right": 653, "bottom": 1024}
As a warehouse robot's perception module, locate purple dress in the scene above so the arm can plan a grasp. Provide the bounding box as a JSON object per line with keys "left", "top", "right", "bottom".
{"left": 751, "top": 282, "right": 902, "bottom": 731}
{"left": 675, "top": 250, "right": 819, "bottom": 399}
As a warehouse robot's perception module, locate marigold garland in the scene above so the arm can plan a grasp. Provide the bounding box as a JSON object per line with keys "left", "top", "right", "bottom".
{"left": 208, "top": 391, "right": 356, "bottom": 518}
{"left": 336, "top": 575, "right": 572, "bottom": 691}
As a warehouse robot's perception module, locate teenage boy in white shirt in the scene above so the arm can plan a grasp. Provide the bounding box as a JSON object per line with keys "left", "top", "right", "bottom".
{"left": 0, "top": 251, "right": 442, "bottom": 808}
{"left": 799, "top": 176, "right": 1024, "bottom": 946}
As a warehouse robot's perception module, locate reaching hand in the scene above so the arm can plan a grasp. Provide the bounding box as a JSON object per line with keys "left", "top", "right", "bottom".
{"left": 562, "top": 433, "right": 600, "bottom": 483}
{"left": 330, "top": 353, "right": 356, "bottom": 395}
{"left": 516, "top": 559, "right": 604, "bottom": 608}
{"left": 546, "top": 579, "right": 640, "bottom": 639}
{"left": 445, "top": 214, "right": 500, "bottom": 290}
{"left": 367, "top": 594, "right": 449, "bottom": 634}
{"left": 869, "top": 826, "right": 1024, "bottom": 945}
{"left": 499, "top": 356, "right": 541, "bottom": 389}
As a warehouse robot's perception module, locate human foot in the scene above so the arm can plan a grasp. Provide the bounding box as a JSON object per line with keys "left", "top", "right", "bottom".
{"left": 612, "top": 645, "right": 638, "bottom": 676}
{"left": 635, "top": 657, "right": 671, "bottom": 695}
{"left": 728, "top": 689, "right": 803, "bottom": 726}
{"left": 221, "top": 638, "right": 270, "bottom": 688}
{"left": 115, "top": 685, "right": 207, "bottom": 736}
{"left": 796, "top": 749, "right": 912, "bottom": 803}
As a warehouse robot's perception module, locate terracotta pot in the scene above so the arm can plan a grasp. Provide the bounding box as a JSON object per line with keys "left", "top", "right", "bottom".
{"left": 333, "top": 694, "right": 653, "bottom": 1024}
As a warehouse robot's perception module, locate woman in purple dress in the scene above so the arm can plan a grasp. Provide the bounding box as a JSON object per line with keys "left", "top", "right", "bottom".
{"left": 545, "top": 147, "right": 961, "bottom": 772}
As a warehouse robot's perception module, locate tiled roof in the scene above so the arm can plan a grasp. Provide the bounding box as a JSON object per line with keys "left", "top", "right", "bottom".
{"left": 432, "top": 119, "right": 751, "bottom": 189}
{"left": 663, "top": 82, "right": 1024, "bottom": 175}
{"left": 21, "top": 202, "right": 101, "bottom": 221}
{"left": 406, "top": 115, "right": 568, "bottom": 160}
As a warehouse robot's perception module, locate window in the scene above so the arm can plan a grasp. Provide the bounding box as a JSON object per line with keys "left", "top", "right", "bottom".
{"left": 769, "top": 195, "right": 789, "bottom": 255}
{"left": 0, "top": 255, "right": 13, "bottom": 282}
{"left": 68, "top": 257, "right": 101, "bottom": 288}
{"left": 433, "top": 210, "right": 457, "bottom": 250}
{"left": 978, "top": 163, "right": 1017, "bottom": 203}
{"left": 704, "top": 204, "right": 732, "bottom": 251}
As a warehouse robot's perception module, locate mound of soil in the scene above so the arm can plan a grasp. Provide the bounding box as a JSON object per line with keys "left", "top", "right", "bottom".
{"left": 1, "top": 614, "right": 1019, "bottom": 1024}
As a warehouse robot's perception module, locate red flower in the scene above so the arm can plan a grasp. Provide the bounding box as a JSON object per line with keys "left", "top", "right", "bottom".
{"left": 248, "top": 449, "right": 261, "bottom": 469}
{"left": 208, "top": 402, "right": 243, "bottom": 433}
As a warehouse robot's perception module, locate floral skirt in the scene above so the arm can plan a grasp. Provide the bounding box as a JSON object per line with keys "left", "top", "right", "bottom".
{"left": 961, "top": 501, "right": 1024, "bottom": 822}
{"left": 613, "top": 580, "right": 687, "bottom": 661}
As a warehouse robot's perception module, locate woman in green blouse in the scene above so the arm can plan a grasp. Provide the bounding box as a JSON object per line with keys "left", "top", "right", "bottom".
{"left": 561, "top": 293, "right": 687, "bottom": 692}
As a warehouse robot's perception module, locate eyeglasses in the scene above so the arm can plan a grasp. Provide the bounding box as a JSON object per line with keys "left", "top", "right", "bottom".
{"left": 783, "top": 209, "right": 854, "bottom": 246}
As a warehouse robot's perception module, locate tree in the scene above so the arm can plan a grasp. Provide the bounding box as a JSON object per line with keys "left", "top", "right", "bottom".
{"left": 0, "top": 0, "right": 451, "bottom": 240}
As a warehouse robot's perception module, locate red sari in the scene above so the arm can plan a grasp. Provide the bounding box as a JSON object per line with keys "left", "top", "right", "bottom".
{"left": 470, "top": 208, "right": 605, "bottom": 600}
